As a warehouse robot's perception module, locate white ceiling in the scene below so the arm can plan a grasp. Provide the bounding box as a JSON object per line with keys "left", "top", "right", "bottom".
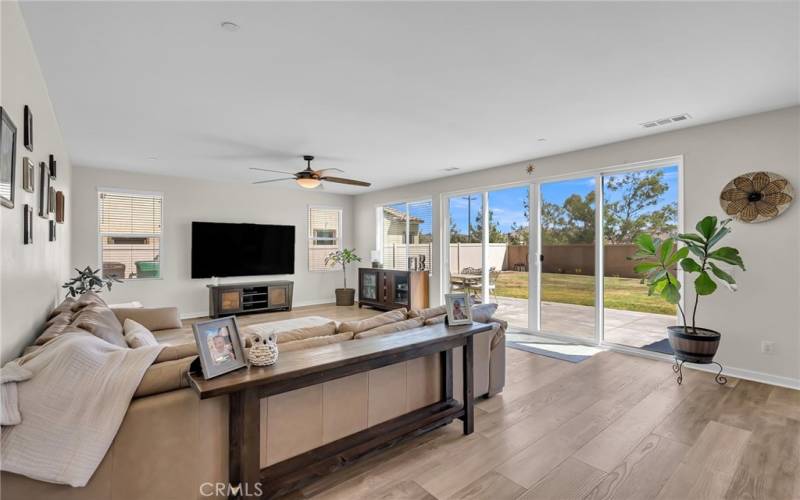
{"left": 19, "top": 1, "right": 799, "bottom": 194}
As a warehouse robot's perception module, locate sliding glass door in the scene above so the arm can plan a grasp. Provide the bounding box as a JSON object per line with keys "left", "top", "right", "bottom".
{"left": 441, "top": 156, "right": 681, "bottom": 351}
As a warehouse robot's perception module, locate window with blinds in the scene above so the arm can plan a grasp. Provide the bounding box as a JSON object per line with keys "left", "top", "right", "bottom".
{"left": 308, "top": 206, "right": 342, "bottom": 271}
{"left": 380, "top": 200, "right": 432, "bottom": 272}
{"left": 98, "top": 190, "right": 163, "bottom": 280}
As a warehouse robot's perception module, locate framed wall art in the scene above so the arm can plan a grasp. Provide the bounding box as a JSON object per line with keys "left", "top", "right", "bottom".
{"left": 49, "top": 154, "right": 56, "bottom": 180}
{"left": 23, "top": 105, "right": 33, "bottom": 152}
{"left": 56, "top": 191, "right": 65, "bottom": 223}
{"left": 23, "top": 157, "right": 34, "bottom": 193}
{"left": 38, "top": 161, "right": 49, "bottom": 218}
{"left": 0, "top": 106, "right": 17, "bottom": 209}
{"left": 24, "top": 204, "right": 33, "bottom": 244}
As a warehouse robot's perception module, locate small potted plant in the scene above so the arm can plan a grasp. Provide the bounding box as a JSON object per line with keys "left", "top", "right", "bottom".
{"left": 62, "top": 266, "right": 121, "bottom": 298}
{"left": 632, "top": 216, "right": 745, "bottom": 382}
{"left": 325, "top": 248, "right": 362, "bottom": 306}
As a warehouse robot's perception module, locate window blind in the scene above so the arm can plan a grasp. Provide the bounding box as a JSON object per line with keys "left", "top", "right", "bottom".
{"left": 380, "top": 200, "right": 432, "bottom": 272}
{"left": 308, "top": 207, "right": 342, "bottom": 271}
{"left": 98, "top": 190, "right": 163, "bottom": 279}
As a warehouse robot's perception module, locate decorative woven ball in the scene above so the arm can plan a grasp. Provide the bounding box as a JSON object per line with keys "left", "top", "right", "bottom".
{"left": 247, "top": 333, "right": 279, "bottom": 366}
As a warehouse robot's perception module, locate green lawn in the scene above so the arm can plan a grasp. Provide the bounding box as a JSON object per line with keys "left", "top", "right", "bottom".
{"left": 495, "top": 271, "right": 676, "bottom": 316}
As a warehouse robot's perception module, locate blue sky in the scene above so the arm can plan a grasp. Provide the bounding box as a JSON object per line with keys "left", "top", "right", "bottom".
{"left": 448, "top": 165, "right": 678, "bottom": 233}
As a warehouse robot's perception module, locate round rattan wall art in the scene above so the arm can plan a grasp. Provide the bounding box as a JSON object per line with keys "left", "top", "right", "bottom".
{"left": 720, "top": 171, "right": 794, "bottom": 223}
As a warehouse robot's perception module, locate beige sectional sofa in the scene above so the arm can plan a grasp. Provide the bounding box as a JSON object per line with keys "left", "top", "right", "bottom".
{"left": 1, "top": 293, "right": 506, "bottom": 500}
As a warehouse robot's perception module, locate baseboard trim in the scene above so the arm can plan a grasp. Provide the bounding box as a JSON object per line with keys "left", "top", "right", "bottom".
{"left": 604, "top": 343, "right": 800, "bottom": 390}
{"left": 179, "top": 298, "right": 337, "bottom": 320}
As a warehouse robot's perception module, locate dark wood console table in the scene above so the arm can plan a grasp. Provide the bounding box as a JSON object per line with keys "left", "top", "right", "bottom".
{"left": 187, "top": 321, "right": 492, "bottom": 499}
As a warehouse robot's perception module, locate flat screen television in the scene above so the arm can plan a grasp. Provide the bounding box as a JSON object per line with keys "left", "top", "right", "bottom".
{"left": 191, "top": 222, "right": 295, "bottom": 278}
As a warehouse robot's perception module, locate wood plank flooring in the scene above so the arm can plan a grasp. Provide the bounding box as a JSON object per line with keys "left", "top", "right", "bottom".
{"left": 260, "top": 315, "right": 800, "bottom": 500}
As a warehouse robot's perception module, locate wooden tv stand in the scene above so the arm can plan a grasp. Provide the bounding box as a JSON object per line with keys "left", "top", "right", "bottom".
{"left": 207, "top": 281, "right": 293, "bottom": 318}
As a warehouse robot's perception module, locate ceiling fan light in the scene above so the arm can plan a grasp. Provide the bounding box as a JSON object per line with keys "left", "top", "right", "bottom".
{"left": 296, "top": 177, "right": 321, "bottom": 189}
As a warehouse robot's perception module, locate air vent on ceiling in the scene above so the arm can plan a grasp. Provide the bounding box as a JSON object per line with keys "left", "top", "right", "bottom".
{"left": 443, "top": 167, "right": 460, "bottom": 172}
{"left": 641, "top": 113, "right": 692, "bottom": 128}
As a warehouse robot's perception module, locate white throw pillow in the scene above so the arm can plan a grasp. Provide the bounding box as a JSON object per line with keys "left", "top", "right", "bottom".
{"left": 123, "top": 318, "right": 158, "bottom": 348}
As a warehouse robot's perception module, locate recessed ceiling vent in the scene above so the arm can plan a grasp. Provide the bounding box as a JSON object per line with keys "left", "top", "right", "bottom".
{"left": 641, "top": 113, "right": 692, "bottom": 128}
{"left": 443, "top": 167, "right": 460, "bottom": 172}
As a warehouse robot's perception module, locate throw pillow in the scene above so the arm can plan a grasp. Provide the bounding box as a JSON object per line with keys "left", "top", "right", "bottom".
{"left": 124, "top": 319, "right": 159, "bottom": 348}
{"left": 279, "top": 332, "right": 355, "bottom": 352}
{"left": 354, "top": 317, "right": 425, "bottom": 339}
{"left": 338, "top": 309, "right": 407, "bottom": 334}
{"left": 471, "top": 303, "right": 498, "bottom": 323}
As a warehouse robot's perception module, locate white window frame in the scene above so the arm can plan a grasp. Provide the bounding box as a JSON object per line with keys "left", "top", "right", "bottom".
{"left": 375, "top": 198, "right": 433, "bottom": 273}
{"left": 97, "top": 187, "right": 164, "bottom": 281}
{"left": 308, "top": 205, "right": 343, "bottom": 272}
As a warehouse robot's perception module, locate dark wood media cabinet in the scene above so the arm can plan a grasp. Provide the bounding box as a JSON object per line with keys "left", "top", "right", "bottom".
{"left": 207, "top": 281, "right": 293, "bottom": 318}
{"left": 358, "top": 268, "right": 429, "bottom": 311}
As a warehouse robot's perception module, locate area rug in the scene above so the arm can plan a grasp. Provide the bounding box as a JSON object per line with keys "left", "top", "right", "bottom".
{"left": 640, "top": 338, "right": 674, "bottom": 355}
{"left": 506, "top": 339, "right": 604, "bottom": 363}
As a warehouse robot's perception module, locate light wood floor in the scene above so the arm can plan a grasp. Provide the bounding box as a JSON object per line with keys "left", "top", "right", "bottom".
{"left": 202, "top": 305, "right": 800, "bottom": 500}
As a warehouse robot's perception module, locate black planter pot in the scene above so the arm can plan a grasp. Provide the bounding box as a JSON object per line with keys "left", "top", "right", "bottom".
{"left": 667, "top": 326, "right": 721, "bottom": 364}
{"left": 335, "top": 288, "right": 355, "bottom": 306}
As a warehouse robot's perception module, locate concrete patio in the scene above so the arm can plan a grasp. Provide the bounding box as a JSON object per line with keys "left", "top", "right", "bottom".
{"left": 493, "top": 296, "right": 675, "bottom": 348}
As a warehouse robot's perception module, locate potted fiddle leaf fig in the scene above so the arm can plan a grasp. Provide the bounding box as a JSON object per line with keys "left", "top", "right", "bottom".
{"left": 632, "top": 216, "right": 745, "bottom": 380}
{"left": 325, "top": 248, "right": 362, "bottom": 306}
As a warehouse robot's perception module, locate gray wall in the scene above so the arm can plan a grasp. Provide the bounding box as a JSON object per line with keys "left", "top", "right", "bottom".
{"left": 71, "top": 167, "right": 355, "bottom": 318}
{"left": 353, "top": 106, "right": 800, "bottom": 386}
{"left": 1, "top": 1, "right": 73, "bottom": 363}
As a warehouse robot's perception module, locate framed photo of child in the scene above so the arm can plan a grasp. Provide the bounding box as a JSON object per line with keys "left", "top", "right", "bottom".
{"left": 192, "top": 316, "right": 247, "bottom": 379}
{"left": 444, "top": 293, "right": 472, "bottom": 326}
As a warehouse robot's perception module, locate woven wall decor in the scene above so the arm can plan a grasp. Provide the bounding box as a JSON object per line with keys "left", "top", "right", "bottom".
{"left": 720, "top": 171, "right": 793, "bottom": 223}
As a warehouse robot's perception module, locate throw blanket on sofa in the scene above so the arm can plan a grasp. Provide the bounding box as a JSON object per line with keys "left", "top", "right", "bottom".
{"left": 0, "top": 331, "right": 163, "bottom": 487}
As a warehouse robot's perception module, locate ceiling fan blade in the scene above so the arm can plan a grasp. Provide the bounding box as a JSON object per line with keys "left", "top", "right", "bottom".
{"left": 249, "top": 167, "right": 297, "bottom": 175}
{"left": 321, "top": 176, "right": 371, "bottom": 187}
{"left": 252, "top": 177, "right": 295, "bottom": 185}
{"left": 314, "top": 168, "right": 344, "bottom": 175}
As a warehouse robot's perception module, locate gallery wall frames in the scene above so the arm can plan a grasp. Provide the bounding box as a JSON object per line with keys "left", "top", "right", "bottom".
{"left": 56, "top": 191, "right": 65, "bottom": 223}
{"left": 1, "top": 106, "right": 17, "bottom": 209}
{"left": 23, "top": 105, "right": 33, "bottom": 152}
{"left": 38, "top": 162, "right": 49, "bottom": 217}
{"left": 48, "top": 186, "right": 56, "bottom": 214}
{"left": 49, "top": 220, "right": 56, "bottom": 242}
{"left": 23, "top": 157, "right": 34, "bottom": 192}
{"left": 49, "top": 154, "right": 56, "bottom": 180}
{"left": 24, "top": 204, "right": 33, "bottom": 244}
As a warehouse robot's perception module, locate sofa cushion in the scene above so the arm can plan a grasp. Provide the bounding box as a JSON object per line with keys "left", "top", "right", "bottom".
{"left": 424, "top": 315, "right": 446, "bottom": 326}
{"left": 271, "top": 321, "right": 336, "bottom": 344}
{"left": 113, "top": 307, "right": 182, "bottom": 332}
{"left": 124, "top": 319, "right": 159, "bottom": 348}
{"left": 133, "top": 357, "right": 194, "bottom": 398}
{"left": 34, "top": 312, "right": 73, "bottom": 345}
{"left": 71, "top": 303, "right": 127, "bottom": 348}
{"left": 47, "top": 297, "right": 76, "bottom": 320}
{"left": 408, "top": 305, "right": 447, "bottom": 321}
{"left": 338, "top": 309, "right": 407, "bottom": 334}
{"left": 354, "top": 317, "right": 424, "bottom": 339}
{"left": 70, "top": 291, "right": 108, "bottom": 312}
{"left": 279, "top": 332, "right": 355, "bottom": 352}
{"left": 471, "top": 303, "right": 498, "bottom": 323}
{"left": 154, "top": 342, "right": 199, "bottom": 363}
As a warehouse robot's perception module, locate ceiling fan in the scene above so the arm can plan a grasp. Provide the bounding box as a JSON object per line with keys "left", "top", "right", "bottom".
{"left": 250, "top": 155, "right": 371, "bottom": 189}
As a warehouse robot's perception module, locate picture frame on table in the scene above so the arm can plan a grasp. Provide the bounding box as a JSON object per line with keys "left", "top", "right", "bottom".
{"left": 0, "top": 106, "right": 17, "bottom": 209}
{"left": 444, "top": 293, "right": 472, "bottom": 326}
{"left": 23, "top": 157, "right": 34, "bottom": 193}
{"left": 192, "top": 316, "right": 247, "bottom": 379}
